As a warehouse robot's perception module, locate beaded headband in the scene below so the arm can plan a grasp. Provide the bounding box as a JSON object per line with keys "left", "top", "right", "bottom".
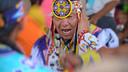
{"left": 52, "top": 0, "right": 82, "bottom": 19}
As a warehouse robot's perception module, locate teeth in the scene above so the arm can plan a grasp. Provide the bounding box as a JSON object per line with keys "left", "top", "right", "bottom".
{"left": 63, "top": 31, "right": 71, "bottom": 33}
{"left": 62, "top": 29, "right": 71, "bottom": 34}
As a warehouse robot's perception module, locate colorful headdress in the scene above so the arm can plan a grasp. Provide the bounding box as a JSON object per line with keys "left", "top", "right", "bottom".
{"left": 52, "top": 0, "right": 82, "bottom": 19}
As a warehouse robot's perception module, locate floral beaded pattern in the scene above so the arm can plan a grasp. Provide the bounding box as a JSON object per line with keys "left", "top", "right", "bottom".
{"left": 78, "top": 28, "right": 98, "bottom": 54}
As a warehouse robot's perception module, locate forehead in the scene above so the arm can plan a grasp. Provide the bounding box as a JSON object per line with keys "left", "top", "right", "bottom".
{"left": 53, "top": 12, "right": 77, "bottom": 19}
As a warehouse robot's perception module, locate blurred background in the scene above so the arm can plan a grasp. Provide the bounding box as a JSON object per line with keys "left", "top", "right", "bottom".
{"left": 0, "top": 0, "right": 128, "bottom": 72}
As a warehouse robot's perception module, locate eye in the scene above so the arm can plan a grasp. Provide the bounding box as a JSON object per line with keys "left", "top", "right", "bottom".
{"left": 54, "top": 17, "right": 62, "bottom": 21}
{"left": 68, "top": 15, "right": 72, "bottom": 18}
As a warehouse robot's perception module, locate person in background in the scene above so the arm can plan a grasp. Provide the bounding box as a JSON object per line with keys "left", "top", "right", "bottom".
{"left": 115, "top": 3, "right": 128, "bottom": 44}
{"left": 0, "top": 0, "right": 52, "bottom": 72}
{"left": 96, "top": 2, "right": 128, "bottom": 63}
{"left": 86, "top": 0, "right": 119, "bottom": 32}
{"left": 17, "top": 0, "right": 48, "bottom": 57}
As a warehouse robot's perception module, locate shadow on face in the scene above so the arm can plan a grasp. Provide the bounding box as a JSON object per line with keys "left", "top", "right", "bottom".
{"left": 53, "top": 13, "right": 79, "bottom": 40}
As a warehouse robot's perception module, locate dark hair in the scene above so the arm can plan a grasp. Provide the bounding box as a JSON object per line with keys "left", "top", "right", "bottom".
{"left": 0, "top": 0, "right": 22, "bottom": 53}
{"left": 30, "top": 0, "right": 43, "bottom": 6}
{"left": 116, "top": 3, "right": 124, "bottom": 11}
{"left": 0, "top": 22, "right": 22, "bottom": 53}
{"left": 116, "top": 3, "right": 128, "bottom": 13}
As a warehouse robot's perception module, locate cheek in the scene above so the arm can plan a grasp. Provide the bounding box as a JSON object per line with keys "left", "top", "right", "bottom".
{"left": 53, "top": 20, "right": 61, "bottom": 31}
{"left": 118, "top": 16, "right": 127, "bottom": 24}
{"left": 70, "top": 17, "right": 78, "bottom": 27}
{"left": 117, "top": 13, "right": 127, "bottom": 21}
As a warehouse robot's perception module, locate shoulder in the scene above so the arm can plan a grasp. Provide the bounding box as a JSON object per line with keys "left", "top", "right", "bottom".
{"left": 89, "top": 24, "right": 102, "bottom": 37}
{"left": 33, "top": 35, "right": 47, "bottom": 50}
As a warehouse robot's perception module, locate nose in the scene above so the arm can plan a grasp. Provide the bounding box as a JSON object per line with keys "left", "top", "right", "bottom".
{"left": 61, "top": 18, "right": 69, "bottom": 27}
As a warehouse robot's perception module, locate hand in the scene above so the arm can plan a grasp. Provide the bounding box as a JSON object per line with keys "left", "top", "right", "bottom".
{"left": 60, "top": 53, "right": 82, "bottom": 70}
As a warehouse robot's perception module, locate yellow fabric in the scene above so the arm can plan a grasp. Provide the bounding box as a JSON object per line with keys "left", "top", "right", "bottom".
{"left": 29, "top": 5, "right": 48, "bottom": 34}
{"left": 80, "top": 49, "right": 101, "bottom": 64}
{"left": 89, "top": 24, "right": 97, "bottom": 33}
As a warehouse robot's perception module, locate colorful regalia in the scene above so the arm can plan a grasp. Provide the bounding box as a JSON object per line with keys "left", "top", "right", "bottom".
{"left": 31, "top": 0, "right": 119, "bottom": 72}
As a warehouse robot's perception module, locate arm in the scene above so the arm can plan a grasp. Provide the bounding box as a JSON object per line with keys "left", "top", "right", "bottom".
{"left": 90, "top": 0, "right": 120, "bottom": 24}
{"left": 31, "top": 36, "right": 47, "bottom": 65}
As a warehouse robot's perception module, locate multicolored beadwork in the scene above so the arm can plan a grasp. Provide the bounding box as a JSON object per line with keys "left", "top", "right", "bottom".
{"left": 52, "top": 0, "right": 72, "bottom": 19}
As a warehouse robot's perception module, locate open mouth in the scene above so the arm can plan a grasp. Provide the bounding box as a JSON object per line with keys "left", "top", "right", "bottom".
{"left": 62, "top": 29, "right": 72, "bottom": 34}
